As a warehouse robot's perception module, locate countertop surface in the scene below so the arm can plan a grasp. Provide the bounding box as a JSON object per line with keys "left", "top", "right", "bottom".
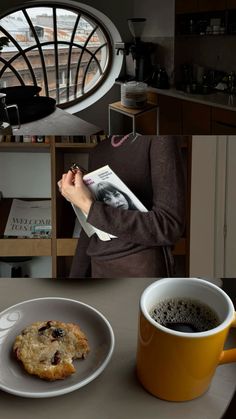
{"left": 148, "top": 86, "right": 236, "bottom": 111}
{"left": 0, "top": 277, "right": 235, "bottom": 419}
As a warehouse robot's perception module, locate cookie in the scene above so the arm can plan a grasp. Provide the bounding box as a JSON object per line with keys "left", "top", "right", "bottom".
{"left": 13, "top": 320, "right": 90, "bottom": 381}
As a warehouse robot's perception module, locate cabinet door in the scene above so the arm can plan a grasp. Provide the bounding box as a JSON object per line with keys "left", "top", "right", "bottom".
{"left": 212, "top": 108, "right": 236, "bottom": 134}
{"left": 197, "top": 0, "right": 226, "bottom": 11}
{"left": 158, "top": 95, "right": 182, "bottom": 135}
{"left": 226, "top": 0, "right": 236, "bottom": 9}
{"left": 175, "top": 0, "right": 198, "bottom": 13}
{"left": 182, "top": 101, "right": 211, "bottom": 134}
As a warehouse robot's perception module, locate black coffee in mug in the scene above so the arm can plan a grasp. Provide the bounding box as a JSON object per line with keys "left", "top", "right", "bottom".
{"left": 151, "top": 298, "right": 220, "bottom": 333}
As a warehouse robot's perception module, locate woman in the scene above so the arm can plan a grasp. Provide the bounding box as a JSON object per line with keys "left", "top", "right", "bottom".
{"left": 58, "top": 135, "right": 186, "bottom": 278}
{"left": 95, "top": 181, "right": 138, "bottom": 210}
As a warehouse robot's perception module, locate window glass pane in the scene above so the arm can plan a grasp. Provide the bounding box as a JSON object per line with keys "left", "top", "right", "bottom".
{"left": 26, "top": 7, "right": 54, "bottom": 37}
{"left": 56, "top": 8, "right": 78, "bottom": 42}
{"left": 96, "top": 44, "right": 109, "bottom": 73}
{"left": 1, "top": 49, "right": 18, "bottom": 65}
{"left": 25, "top": 49, "right": 45, "bottom": 92}
{"left": 1, "top": 10, "right": 31, "bottom": 45}
{"left": 57, "top": 44, "right": 70, "bottom": 103}
{"left": 0, "top": 62, "right": 20, "bottom": 88}
{"left": 5, "top": 56, "right": 32, "bottom": 85}
{"left": 45, "top": 61, "right": 57, "bottom": 101}
{"left": 79, "top": 49, "right": 92, "bottom": 92}
{"left": 70, "top": 46, "right": 82, "bottom": 100}
{"left": 84, "top": 58, "right": 101, "bottom": 92}
{"left": 92, "top": 26, "right": 107, "bottom": 46}
{"left": 74, "top": 16, "right": 94, "bottom": 47}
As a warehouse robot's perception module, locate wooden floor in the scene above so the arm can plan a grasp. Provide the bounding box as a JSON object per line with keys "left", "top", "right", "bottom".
{"left": 12, "top": 107, "right": 102, "bottom": 136}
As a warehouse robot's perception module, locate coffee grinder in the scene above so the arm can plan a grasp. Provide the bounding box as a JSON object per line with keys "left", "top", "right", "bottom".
{"left": 127, "top": 18, "right": 154, "bottom": 83}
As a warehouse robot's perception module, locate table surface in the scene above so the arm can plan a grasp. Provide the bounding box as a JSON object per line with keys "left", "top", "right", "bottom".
{"left": 0, "top": 277, "right": 235, "bottom": 419}
{"left": 12, "top": 107, "right": 102, "bottom": 136}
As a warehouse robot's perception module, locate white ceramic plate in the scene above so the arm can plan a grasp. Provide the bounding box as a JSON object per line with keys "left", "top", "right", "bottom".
{"left": 0, "top": 297, "right": 115, "bottom": 398}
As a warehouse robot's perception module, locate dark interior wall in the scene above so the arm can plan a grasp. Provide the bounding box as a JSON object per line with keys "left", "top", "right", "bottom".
{"left": 132, "top": 0, "right": 175, "bottom": 37}
{"left": 175, "top": 37, "right": 236, "bottom": 82}
{"left": 131, "top": 0, "right": 175, "bottom": 82}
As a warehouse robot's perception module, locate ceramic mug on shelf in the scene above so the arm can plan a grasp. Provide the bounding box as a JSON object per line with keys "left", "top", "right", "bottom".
{"left": 136, "top": 277, "right": 236, "bottom": 402}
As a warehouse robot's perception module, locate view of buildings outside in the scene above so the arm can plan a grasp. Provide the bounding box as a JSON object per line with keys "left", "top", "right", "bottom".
{"left": 0, "top": 7, "right": 110, "bottom": 105}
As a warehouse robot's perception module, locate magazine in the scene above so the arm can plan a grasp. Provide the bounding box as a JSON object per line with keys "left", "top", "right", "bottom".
{"left": 4, "top": 199, "right": 51, "bottom": 238}
{"left": 72, "top": 165, "right": 147, "bottom": 241}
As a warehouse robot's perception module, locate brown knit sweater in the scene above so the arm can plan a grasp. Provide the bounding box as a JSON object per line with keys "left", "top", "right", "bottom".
{"left": 70, "top": 136, "right": 186, "bottom": 277}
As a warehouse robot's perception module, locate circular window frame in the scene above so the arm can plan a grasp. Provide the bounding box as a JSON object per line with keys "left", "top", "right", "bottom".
{"left": 0, "top": 1, "right": 122, "bottom": 111}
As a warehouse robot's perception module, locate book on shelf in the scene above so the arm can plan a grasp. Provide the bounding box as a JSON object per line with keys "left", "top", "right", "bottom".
{"left": 5, "top": 135, "right": 12, "bottom": 142}
{"left": 4, "top": 199, "right": 52, "bottom": 238}
{"left": 0, "top": 135, "right": 49, "bottom": 143}
{"left": 71, "top": 165, "right": 147, "bottom": 241}
{"left": 59, "top": 135, "right": 90, "bottom": 143}
{"left": 23, "top": 135, "right": 45, "bottom": 143}
{"left": 57, "top": 135, "right": 107, "bottom": 144}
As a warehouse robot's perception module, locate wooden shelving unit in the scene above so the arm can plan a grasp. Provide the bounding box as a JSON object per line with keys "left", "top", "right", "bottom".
{"left": 0, "top": 136, "right": 95, "bottom": 277}
{"left": 0, "top": 136, "right": 192, "bottom": 277}
{"left": 175, "top": 0, "right": 236, "bottom": 36}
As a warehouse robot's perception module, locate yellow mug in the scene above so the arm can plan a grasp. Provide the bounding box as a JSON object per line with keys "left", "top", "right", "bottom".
{"left": 136, "top": 278, "right": 236, "bottom": 401}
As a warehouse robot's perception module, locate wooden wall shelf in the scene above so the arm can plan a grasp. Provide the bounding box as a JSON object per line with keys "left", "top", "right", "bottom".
{"left": 0, "top": 143, "right": 50, "bottom": 150}
{"left": 0, "top": 239, "right": 51, "bottom": 257}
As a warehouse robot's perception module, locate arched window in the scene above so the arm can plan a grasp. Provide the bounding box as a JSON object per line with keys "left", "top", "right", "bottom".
{"left": 0, "top": 3, "right": 113, "bottom": 108}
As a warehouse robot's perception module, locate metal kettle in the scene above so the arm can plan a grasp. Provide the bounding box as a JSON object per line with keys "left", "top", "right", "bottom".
{"left": 152, "top": 67, "right": 169, "bottom": 89}
{"left": 0, "top": 93, "right": 20, "bottom": 134}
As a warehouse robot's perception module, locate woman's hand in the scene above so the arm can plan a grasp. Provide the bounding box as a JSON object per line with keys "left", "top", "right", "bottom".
{"left": 58, "top": 170, "right": 94, "bottom": 215}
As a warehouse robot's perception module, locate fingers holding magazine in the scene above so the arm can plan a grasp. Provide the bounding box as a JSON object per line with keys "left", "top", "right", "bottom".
{"left": 58, "top": 170, "right": 94, "bottom": 215}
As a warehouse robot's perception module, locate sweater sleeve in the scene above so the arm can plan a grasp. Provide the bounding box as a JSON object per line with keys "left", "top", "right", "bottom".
{"left": 87, "top": 137, "right": 186, "bottom": 246}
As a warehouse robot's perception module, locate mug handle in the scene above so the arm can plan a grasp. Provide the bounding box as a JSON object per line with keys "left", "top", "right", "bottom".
{"left": 219, "top": 313, "right": 236, "bottom": 364}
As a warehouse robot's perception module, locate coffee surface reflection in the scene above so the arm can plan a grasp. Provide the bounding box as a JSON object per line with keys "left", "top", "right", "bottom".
{"left": 151, "top": 298, "right": 220, "bottom": 333}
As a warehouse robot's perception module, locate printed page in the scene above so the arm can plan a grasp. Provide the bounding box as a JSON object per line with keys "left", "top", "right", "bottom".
{"left": 71, "top": 165, "right": 147, "bottom": 241}
{"left": 4, "top": 199, "right": 51, "bottom": 237}
{"left": 83, "top": 165, "right": 148, "bottom": 212}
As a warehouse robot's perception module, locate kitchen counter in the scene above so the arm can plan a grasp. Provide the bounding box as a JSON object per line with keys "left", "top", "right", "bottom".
{"left": 148, "top": 86, "right": 236, "bottom": 112}
{"left": 0, "top": 277, "right": 236, "bottom": 419}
